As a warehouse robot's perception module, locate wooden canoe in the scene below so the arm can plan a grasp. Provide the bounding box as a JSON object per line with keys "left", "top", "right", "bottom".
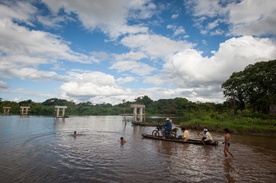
{"left": 142, "top": 133, "right": 219, "bottom": 146}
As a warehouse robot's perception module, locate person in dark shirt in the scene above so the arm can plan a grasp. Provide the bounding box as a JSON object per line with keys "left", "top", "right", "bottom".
{"left": 161, "top": 118, "right": 172, "bottom": 138}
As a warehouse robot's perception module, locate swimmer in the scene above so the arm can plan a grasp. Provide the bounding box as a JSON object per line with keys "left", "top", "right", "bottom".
{"left": 72, "top": 131, "right": 77, "bottom": 137}
{"left": 120, "top": 137, "right": 126, "bottom": 144}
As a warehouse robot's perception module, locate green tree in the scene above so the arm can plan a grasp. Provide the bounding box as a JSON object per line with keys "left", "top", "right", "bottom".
{"left": 134, "top": 95, "right": 153, "bottom": 106}
{"left": 222, "top": 59, "right": 276, "bottom": 114}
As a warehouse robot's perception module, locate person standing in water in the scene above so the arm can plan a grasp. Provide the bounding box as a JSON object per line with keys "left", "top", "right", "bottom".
{"left": 222, "top": 128, "right": 234, "bottom": 157}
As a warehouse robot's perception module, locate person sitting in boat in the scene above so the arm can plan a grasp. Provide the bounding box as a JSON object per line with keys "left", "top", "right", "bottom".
{"left": 161, "top": 118, "right": 172, "bottom": 138}
{"left": 176, "top": 127, "right": 189, "bottom": 141}
{"left": 201, "top": 128, "right": 213, "bottom": 142}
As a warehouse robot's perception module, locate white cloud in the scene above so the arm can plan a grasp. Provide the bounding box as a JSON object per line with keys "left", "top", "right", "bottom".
{"left": 210, "top": 29, "right": 224, "bottom": 36}
{"left": 60, "top": 72, "right": 132, "bottom": 99}
{"left": 9, "top": 68, "right": 57, "bottom": 81}
{"left": 113, "top": 51, "right": 147, "bottom": 61}
{"left": 120, "top": 34, "right": 194, "bottom": 59}
{"left": 171, "top": 14, "right": 179, "bottom": 19}
{"left": 168, "top": 36, "right": 275, "bottom": 85}
{"left": 174, "top": 27, "right": 185, "bottom": 36}
{"left": 0, "top": 1, "right": 36, "bottom": 25}
{"left": 144, "top": 36, "right": 276, "bottom": 102}
{"left": 186, "top": 0, "right": 225, "bottom": 18}
{"left": 0, "top": 18, "right": 96, "bottom": 80}
{"left": 228, "top": 0, "right": 276, "bottom": 36}
{"left": 187, "top": 0, "right": 276, "bottom": 36}
{"left": 0, "top": 81, "right": 8, "bottom": 89}
{"left": 167, "top": 25, "right": 186, "bottom": 36}
{"left": 117, "top": 76, "right": 136, "bottom": 83}
{"left": 41, "top": 0, "right": 153, "bottom": 38}
{"left": 0, "top": 88, "right": 54, "bottom": 101}
{"left": 207, "top": 19, "right": 220, "bottom": 30}
{"left": 110, "top": 61, "right": 156, "bottom": 76}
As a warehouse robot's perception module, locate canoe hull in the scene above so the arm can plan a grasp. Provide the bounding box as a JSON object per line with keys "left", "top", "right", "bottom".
{"left": 142, "top": 133, "right": 218, "bottom": 146}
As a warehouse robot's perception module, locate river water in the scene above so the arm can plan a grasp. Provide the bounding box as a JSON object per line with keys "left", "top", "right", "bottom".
{"left": 0, "top": 115, "right": 275, "bottom": 183}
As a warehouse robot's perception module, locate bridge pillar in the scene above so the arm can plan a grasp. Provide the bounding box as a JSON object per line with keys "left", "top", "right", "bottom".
{"left": 3, "top": 107, "right": 11, "bottom": 115}
{"left": 20, "top": 106, "right": 30, "bottom": 115}
{"left": 130, "top": 104, "right": 145, "bottom": 122}
{"left": 55, "top": 106, "right": 67, "bottom": 118}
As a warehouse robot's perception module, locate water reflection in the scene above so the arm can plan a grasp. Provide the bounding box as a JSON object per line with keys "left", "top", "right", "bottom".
{"left": 0, "top": 115, "right": 275, "bottom": 182}
{"left": 224, "top": 158, "right": 236, "bottom": 183}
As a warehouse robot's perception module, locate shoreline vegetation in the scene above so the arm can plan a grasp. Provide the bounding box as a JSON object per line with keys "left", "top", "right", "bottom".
{"left": 177, "top": 112, "right": 276, "bottom": 137}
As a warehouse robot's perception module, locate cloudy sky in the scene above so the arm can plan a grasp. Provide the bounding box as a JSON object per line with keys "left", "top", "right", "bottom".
{"left": 0, "top": 0, "right": 275, "bottom": 105}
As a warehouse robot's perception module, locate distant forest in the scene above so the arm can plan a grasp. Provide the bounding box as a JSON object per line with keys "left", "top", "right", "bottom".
{"left": 0, "top": 96, "right": 228, "bottom": 116}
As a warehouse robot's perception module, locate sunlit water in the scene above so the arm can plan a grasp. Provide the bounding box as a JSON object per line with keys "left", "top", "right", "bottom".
{"left": 0, "top": 115, "right": 275, "bottom": 183}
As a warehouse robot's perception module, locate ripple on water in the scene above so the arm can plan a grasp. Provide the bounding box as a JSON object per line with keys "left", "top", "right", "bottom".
{"left": 1, "top": 116, "right": 276, "bottom": 182}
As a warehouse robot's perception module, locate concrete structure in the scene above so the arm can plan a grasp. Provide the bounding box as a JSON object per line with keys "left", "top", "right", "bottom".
{"left": 130, "top": 104, "right": 145, "bottom": 122}
{"left": 55, "top": 106, "right": 67, "bottom": 118}
{"left": 20, "top": 106, "right": 30, "bottom": 115}
{"left": 3, "top": 107, "right": 11, "bottom": 115}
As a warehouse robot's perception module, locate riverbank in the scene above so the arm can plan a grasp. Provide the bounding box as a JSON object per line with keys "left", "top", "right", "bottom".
{"left": 178, "top": 113, "right": 276, "bottom": 137}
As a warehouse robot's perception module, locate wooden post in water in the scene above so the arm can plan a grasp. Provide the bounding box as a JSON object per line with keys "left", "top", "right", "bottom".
{"left": 55, "top": 106, "right": 67, "bottom": 118}
{"left": 20, "top": 106, "right": 30, "bottom": 115}
{"left": 130, "top": 104, "right": 145, "bottom": 122}
{"left": 3, "top": 107, "right": 11, "bottom": 115}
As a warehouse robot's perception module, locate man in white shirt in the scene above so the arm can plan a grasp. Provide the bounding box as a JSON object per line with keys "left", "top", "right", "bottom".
{"left": 202, "top": 128, "right": 213, "bottom": 142}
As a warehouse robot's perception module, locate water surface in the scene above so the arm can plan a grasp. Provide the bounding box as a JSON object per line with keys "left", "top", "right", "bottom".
{"left": 0, "top": 115, "right": 275, "bottom": 182}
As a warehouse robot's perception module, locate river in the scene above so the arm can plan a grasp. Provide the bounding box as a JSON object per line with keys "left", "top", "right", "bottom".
{"left": 0, "top": 115, "right": 275, "bottom": 183}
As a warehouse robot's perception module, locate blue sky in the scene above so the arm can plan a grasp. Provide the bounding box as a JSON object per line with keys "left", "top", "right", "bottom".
{"left": 0, "top": 0, "right": 275, "bottom": 105}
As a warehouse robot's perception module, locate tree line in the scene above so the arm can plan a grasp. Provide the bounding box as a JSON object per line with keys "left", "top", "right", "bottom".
{"left": 0, "top": 96, "right": 226, "bottom": 116}
{"left": 1, "top": 59, "right": 275, "bottom": 116}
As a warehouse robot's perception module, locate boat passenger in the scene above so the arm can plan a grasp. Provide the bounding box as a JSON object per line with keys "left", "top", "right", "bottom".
{"left": 176, "top": 127, "right": 189, "bottom": 141}
{"left": 120, "top": 137, "right": 126, "bottom": 144}
{"left": 161, "top": 118, "right": 172, "bottom": 138}
{"left": 222, "top": 128, "right": 234, "bottom": 157}
{"left": 201, "top": 128, "right": 213, "bottom": 142}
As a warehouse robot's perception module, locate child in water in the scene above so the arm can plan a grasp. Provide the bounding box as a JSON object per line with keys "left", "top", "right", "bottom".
{"left": 120, "top": 137, "right": 126, "bottom": 144}
{"left": 72, "top": 131, "right": 77, "bottom": 137}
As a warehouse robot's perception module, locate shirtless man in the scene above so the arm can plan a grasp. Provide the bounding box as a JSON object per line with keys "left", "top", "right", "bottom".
{"left": 222, "top": 128, "right": 234, "bottom": 157}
